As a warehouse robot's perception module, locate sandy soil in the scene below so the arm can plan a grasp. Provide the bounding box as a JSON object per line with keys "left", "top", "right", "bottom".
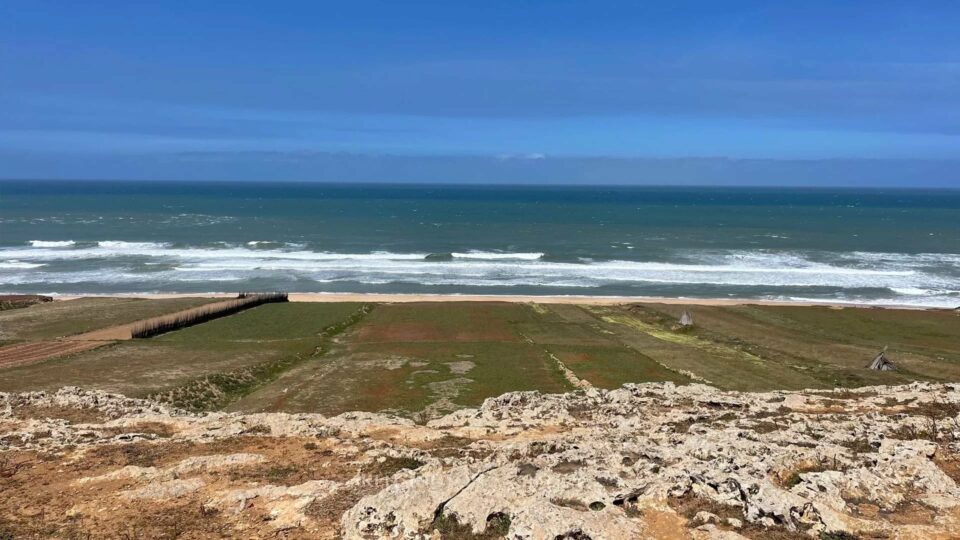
{"left": 51, "top": 292, "right": 941, "bottom": 310}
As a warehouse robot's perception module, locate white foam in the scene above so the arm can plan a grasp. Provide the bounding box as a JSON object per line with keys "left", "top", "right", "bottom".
{"left": 1, "top": 243, "right": 958, "bottom": 306}
{"left": 785, "top": 295, "right": 959, "bottom": 309}
{"left": 451, "top": 251, "right": 544, "bottom": 260}
{"left": 0, "top": 261, "right": 45, "bottom": 269}
{"left": 97, "top": 241, "right": 169, "bottom": 249}
{"left": 891, "top": 287, "right": 932, "bottom": 296}
{"left": 28, "top": 240, "right": 75, "bottom": 248}
{"left": 0, "top": 270, "right": 144, "bottom": 285}
{"left": 0, "top": 245, "right": 428, "bottom": 262}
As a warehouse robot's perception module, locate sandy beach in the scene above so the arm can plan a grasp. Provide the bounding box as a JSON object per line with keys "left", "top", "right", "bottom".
{"left": 47, "top": 292, "right": 947, "bottom": 310}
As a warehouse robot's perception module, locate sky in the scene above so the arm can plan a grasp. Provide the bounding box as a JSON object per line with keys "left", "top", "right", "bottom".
{"left": 1, "top": 1, "right": 959, "bottom": 186}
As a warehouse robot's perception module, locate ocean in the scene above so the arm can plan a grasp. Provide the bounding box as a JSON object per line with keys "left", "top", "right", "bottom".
{"left": 1, "top": 180, "right": 958, "bottom": 307}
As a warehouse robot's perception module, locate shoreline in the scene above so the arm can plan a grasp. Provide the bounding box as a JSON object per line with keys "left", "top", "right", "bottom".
{"left": 42, "top": 291, "right": 951, "bottom": 310}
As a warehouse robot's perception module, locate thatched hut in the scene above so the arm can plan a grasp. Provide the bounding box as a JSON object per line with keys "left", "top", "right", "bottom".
{"left": 867, "top": 348, "right": 896, "bottom": 371}
{"left": 679, "top": 310, "right": 694, "bottom": 327}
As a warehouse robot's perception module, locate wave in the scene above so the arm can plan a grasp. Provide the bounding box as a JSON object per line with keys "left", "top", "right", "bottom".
{"left": 782, "top": 295, "right": 960, "bottom": 309}
{"left": 0, "top": 261, "right": 45, "bottom": 269}
{"left": 451, "top": 251, "right": 544, "bottom": 260}
{"left": 2, "top": 242, "right": 958, "bottom": 306}
{"left": 891, "top": 287, "right": 932, "bottom": 296}
{"left": 246, "top": 241, "right": 289, "bottom": 248}
{"left": 28, "top": 240, "right": 75, "bottom": 248}
{"left": 97, "top": 241, "right": 169, "bottom": 249}
{"left": 0, "top": 245, "right": 430, "bottom": 262}
{"left": 424, "top": 253, "right": 453, "bottom": 261}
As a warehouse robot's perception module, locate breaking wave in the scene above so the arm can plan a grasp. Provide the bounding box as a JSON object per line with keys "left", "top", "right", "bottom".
{"left": 451, "top": 251, "right": 545, "bottom": 260}
{"left": 28, "top": 240, "right": 75, "bottom": 248}
{"left": 1, "top": 241, "right": 958, "bottom": 307}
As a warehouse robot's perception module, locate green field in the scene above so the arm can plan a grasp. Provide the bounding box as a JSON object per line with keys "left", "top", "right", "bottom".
{"left": 1, "top": 298, "right": 958, "bottom": 418}
{"left": 593, "top": 303, "right": 960, "bottom": 390}
{"left": 0, "top": 297, "right": 220, "bottom": 341}
{"left": 0, "top": 303, "right": 364, "bottom": 404}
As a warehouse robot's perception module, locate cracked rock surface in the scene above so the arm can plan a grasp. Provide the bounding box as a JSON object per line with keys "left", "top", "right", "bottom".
{"left": 1, "top": 383, "right": 959, "bottom": 539}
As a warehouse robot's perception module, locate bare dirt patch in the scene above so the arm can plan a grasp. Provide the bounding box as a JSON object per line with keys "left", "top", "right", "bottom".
{"left": 446, "top": 360, "right": 476, "bottom": 375}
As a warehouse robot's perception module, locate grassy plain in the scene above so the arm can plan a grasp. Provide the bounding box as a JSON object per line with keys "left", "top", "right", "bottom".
{"left": 0, "top": 297, "right": 958, "bottom": 418}
{"left": 0, "top": 303, "right": 364, "bottom": 402}
{"left": 602, "top": 303, "right": 960, "bottom": 390}
{"left": 229, "top": 302, "right": 577, "bottom": 415}
{"left": 0, "top": 297, "right": 219, "bottom": 341}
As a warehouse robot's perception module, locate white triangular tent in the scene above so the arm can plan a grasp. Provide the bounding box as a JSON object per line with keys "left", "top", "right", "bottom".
{"left": 679, "top": 310, "right": 694, "bottom": 327}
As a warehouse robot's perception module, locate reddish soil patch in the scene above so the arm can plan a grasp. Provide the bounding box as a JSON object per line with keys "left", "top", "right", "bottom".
{"left": 935, "top": 449, "right": 960, "bottom": 483}
{"left": 355, "top": 322, "right": 454, "bottom": 342}
{"left": 0, "top": 340, "right": 108, "bottom": 369}
{"left": 0, "top": 436, "right": 362, "bottom": 539}
{"left": 353, "top": 303, "right": 522, "bottom": 343}
{"left": 562, "top": 352, "right": 593, "bottom": 364}
{"left": 356, "top": 321, "right": 519, "bottom": 343}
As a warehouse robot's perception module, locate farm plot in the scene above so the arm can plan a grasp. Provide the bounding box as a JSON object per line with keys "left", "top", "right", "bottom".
{"left": 0, "top": 297, "right": 220, "bottom": 341}
{"left": 230, "top": 302, "right": 691, "bottom": 417}
{"left": 588, "top": 303, "right": 960, "bottom": 391}
{"left": 4, "top": 298, "right": 954, "bottom": 417}
{"left": 0, "top": 303, "right": 364, "bottom": 401}
{"left": 230, "top": 302, "right": 574, "bottom": 416}
{"left": 515, "top": 303, "right": 691, "bottom": 389}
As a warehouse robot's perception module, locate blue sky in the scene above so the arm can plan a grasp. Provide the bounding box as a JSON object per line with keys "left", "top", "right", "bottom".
{"left": 1, "top": 1, "right": 959, "bottom": 185}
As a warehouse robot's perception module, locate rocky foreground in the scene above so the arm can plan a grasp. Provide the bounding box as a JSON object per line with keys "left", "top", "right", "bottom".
{"left": 1, "top": 383, "right": 959, "bottom": 539}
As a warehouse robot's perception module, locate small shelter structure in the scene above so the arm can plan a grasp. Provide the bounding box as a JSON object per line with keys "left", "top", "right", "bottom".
{"left": 679, "top": 310, "right": 694, "bottom": 327}
{"left": 867, "top": 347, "right": 896, "bottom": 371}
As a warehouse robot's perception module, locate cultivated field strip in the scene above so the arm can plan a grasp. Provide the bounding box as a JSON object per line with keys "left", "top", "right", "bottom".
{"left": 0, "top": 296, "right": 285, "bottom": 369}
{"left": 0, "top": 340, "right": 107, "bottom": 369}
{"left": 1, "top": 299, "right": 958, "bottom": 418}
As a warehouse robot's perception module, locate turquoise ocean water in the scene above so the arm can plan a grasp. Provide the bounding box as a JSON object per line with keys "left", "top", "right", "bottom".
{"left": 1, "top": 181, "right": 958, "bottom": 307}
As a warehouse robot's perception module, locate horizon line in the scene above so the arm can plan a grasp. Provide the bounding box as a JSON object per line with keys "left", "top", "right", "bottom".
{"left": 2, "top": 178, "right": 959, "bottom": 190}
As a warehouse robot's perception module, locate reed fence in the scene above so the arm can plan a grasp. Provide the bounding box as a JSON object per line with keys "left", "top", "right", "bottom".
{"left": 131, "top": 292, "right": 288, "bottom": 338}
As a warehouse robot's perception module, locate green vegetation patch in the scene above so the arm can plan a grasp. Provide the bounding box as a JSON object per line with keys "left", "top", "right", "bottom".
{"left": 157, "top": 302, "right": 363, "bottom": 342}
{"left": 233, "top": 338, "right": 571, "bottom": 417}
{"left": 0, "top": 303, "right": 370, "bottom": 408}
{"left": 552, "top": 344, "right": 689, "bottom": 389}
{"left": 230, "top": 302, "right": 576, "bottom": 417}
{"left": 353, "top": 302, "right": 528, "bottom": 343}
{"left": 6, "top": 298, "right": 957, "bottom": 418}
{"left": 585, "top": 305, "right": 828, "bottom": 391}
{"left": 149, "top": 304, "right": 372, "bottom": 411}
{"left": 0, "top": 297, "right": 220, "bottom": 340}
{"left": 628, "top": 303, "right": 959, "bottom": 388}
{"left": 751, "top": 305, "right": 960, "bottom": 356}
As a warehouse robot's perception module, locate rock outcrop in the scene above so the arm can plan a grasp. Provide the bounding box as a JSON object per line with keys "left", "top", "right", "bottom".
{"left": 1, "top": 383, "right": 959, "bottom": 539}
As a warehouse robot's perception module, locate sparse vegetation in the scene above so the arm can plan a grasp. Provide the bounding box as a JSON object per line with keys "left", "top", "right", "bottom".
{"left": 819, "top": 531, "right": 861, "bottom": 540}
{"left": 779, "top": 456, "right": 848, "bottom": 488}
{"left": 363, "top": 456, "right": 424, "bottom": 477}
{"left": 840, "top": 437, "right": 877, "bottom": 454}
{"left": 430, "top": 512, "right": 511, "bottom": 539}
{"left": 668, "top": 493, "right": 812, "bottom": 540}
{"left": 550, "top": 497, "right": 588, "bottom": 511}
{"left": 752, "top": 420, "right": 783, "bottom": 434}
{"left": 0, "top": 295, "right": 51, "bottom": 312}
